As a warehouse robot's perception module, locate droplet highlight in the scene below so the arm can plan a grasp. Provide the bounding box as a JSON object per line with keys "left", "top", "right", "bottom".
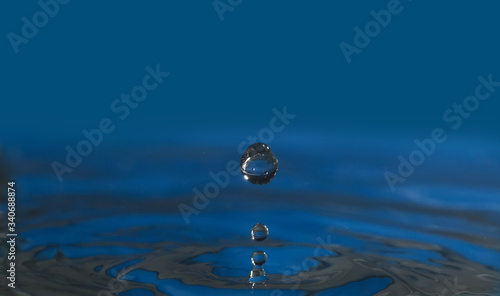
{"left": 251, "top": 223, "right": 269, "bottom": 241}
{"left": 240, "top": 143, "right": 278, "bottom": 185}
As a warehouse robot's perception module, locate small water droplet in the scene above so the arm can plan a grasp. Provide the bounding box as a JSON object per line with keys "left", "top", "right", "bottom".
{"left": 240, "top": 143, "right": 278, "bottom": 185}
{"left": 251, "top": 223, "right": 269, "bottom": 241}
{"left": 249, "top": 268, "right": 267, "bottom": 283}
{"left": 251, "top": 251, "right": 267, "bottom": 266}
{"left": 249, "top": 251, "right": 268, "bottom": 283}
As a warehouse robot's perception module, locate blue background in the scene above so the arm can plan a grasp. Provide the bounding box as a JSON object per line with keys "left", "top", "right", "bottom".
{"left": 1, "top": 2, "right": 500, "bottom": 295}
{"left": 1, "top": 1, "right": 499, "bottom": 143}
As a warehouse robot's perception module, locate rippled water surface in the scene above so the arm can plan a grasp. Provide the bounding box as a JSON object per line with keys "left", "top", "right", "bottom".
{"left": 2, "top": 135, "right": 500, "bottom": 295}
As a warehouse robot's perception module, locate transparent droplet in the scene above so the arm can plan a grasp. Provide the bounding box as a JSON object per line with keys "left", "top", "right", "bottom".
{"left": 240, "top": 143, "right": 278, "bottom": 185}
{"left": 249, "top": 255, "right": 268, "bottom": 283}
{"left": 251, "top": 223, "right": 269, "bottom": 241}
{"left": 251, "top": 251, "right": 267, "bottom": 266}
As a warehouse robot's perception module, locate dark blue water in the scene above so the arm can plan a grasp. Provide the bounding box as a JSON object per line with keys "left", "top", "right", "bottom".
{"left": 1, "top": 133, "right": 500, "bottom": 295}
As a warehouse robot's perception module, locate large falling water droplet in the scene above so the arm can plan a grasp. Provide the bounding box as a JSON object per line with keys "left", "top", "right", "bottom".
{"left": 240, "top": 143, "right": 278, "bottom": 185}
{"left": 251, "top": 223, "right": 269, "bottom": 241}
{"left": 251, "top": 251, "right": 267, "bottom": 266}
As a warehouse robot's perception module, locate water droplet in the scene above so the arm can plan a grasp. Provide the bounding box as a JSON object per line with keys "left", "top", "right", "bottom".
{"left": 249, "top": 267, "right": 267, "bottom": 283}
{"left": 251, "top": 223, "right": 269, "bottom": 241}
{"left": 251, "top": 251, "right": 267, "bottom": 266}
{"left": 240, "top": 143, "right": 278, "bottom": 185}
{"left": 249, "top": 251, "right": 268, "bottom": 283}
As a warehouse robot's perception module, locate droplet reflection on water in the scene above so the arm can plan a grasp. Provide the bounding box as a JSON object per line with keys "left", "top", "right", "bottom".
{"left": 249, "top": 251, "right": 268, "bottom": 283}
{"left": 240, "top": 143, "right": 278, "bottom": 185}
{"left": 248, "top": 267, "right": 267, "bottom": 283}
{"left": 251, "top": 223, "right": 269, "bottom": 241}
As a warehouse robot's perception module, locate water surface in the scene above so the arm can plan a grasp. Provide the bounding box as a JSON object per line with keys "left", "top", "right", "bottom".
{"left": 2, "top": 134, "right": 500, "bottom": 295}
